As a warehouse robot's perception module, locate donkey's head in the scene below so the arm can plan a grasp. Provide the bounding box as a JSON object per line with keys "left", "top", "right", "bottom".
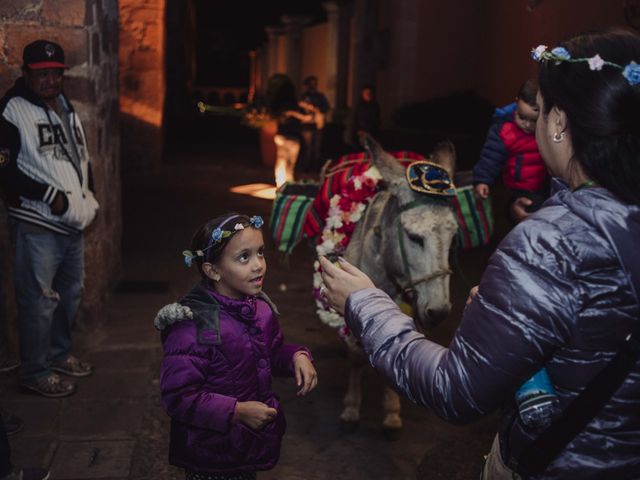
{"left": 363, "top": 135, "right": 458, "bottom": 329}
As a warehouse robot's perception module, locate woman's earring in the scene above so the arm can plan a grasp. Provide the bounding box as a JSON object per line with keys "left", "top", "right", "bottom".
{"left": 553, "top": 131, "right": 565, "bottom": 143}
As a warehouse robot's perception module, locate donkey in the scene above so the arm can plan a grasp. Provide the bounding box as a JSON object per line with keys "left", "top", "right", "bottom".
{"left": 337, "top": 134, "right": 458, "bottom": 436}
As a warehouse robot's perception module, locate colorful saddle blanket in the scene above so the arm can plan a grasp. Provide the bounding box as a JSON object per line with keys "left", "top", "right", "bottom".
{"left": 269, "top": 151, "right": 494, "bottom": 254}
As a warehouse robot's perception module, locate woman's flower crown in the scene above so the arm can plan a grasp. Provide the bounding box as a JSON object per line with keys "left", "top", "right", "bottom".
{"left": 531, "top": 45, "right": 640, "bottom": 86}
{"left": 182, "top": 215, "right": 264, "bottom": 267}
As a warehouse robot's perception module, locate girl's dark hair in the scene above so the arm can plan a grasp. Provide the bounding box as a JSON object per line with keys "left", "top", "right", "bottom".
{"left": 190, "top": 213, "right": 252, "bottom": 278}
{"left": 538, "top": 28, "right": 640, "bottom": 205}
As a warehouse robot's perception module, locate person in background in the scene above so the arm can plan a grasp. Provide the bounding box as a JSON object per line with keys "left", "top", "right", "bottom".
{"left": 299, "top": 76, "right": 330, "bottom": 173}
{"left": 0, "top": 416, "right": 49, "bottom": 479}
{"left": 270, "top": 77, "right": 312, "bottom": 186}
{"left": 473, "top": 79, "right": 548, "bottom": 222}
{"left": 0, "top": 40, "right": 99, "bottom": 398}
{"left": 351, "top": 85, "right": 381, "bottom": 145}
{"left": 320, "top": 29, "right": 640, "bottom": 479}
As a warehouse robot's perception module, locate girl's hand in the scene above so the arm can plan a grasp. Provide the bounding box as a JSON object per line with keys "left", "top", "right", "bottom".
{"left": 319, "top": 256, "right": 375, "bottom": 315}
{"left": 293, "top": 353, "right": 317, "bottom": 396}
{"left": 232, "top": 401, "right": 277, "bottom": 430}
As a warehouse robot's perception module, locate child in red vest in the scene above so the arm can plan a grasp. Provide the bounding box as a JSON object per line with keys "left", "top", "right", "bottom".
{"left": 473, "top": 79, "right": 547, "bottom": 220}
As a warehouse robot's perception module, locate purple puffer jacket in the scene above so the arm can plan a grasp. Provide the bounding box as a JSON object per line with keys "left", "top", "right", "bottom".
{"left": 345, "top": 179, "right": 640, "bottom": 479}
{"left": 158, "top": 283, "right": 311, "bottom": 473}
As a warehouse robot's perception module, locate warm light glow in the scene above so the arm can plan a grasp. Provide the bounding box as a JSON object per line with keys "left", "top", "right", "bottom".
{"left": 274, "top": 162, "right": 289, "bottom": 189}
{"left": 273, "top": 135, "right": 296, "bottom": 188}
{"left": 229, "top": 183, "right": 277, "bottom": 200}
{"left": 120, "top": 95, "right": 163, "bottom": 127}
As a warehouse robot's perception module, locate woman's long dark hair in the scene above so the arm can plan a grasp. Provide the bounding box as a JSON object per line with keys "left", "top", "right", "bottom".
{"left": 538, "top": 28, "right": 640, "bottom": 204}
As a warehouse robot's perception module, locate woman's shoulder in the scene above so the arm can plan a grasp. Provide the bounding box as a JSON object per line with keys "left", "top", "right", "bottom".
{"left": 499, "top": 189, "right": 625, "bottom": 275}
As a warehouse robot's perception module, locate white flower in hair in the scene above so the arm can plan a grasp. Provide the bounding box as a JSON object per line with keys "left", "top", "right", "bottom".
{"left": 532, "top": 45, "right": 548, "bottom": 61}
{"left": 234, "top": 223, "right": 245, "bottom": 231}
{"left": 588, "top": 54, "right": 605, "bottom": 71}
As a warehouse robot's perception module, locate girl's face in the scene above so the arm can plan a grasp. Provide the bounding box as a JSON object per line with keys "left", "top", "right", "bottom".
{"left": 207, "top": 228, "right": 266, "bottom": 299}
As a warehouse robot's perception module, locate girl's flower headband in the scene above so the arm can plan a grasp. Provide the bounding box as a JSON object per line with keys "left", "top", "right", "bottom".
{"left": 531, "top": 45, "right": 640, "bottom": 86}
{"left": 182, "top": 215, "right": 264, "bottom": 267}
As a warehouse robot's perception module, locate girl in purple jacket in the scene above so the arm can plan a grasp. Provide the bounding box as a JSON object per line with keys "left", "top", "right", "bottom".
{"left": 155, "top": 213, "right": 317, "bottom": 480}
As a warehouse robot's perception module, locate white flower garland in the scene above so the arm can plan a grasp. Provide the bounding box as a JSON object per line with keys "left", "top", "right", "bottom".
{"left": 313, "top": 166, "right": 382, "bottom": 334}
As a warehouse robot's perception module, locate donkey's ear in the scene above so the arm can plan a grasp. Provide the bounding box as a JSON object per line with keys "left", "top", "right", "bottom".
{"left": 430, "top": 140, "right": 456, "bottom": 178}
{"left": 361, "top": 133, "right": 409, "bottom": 199}
{"left": 362, "top": 134, "right": 405, "bottom": 180}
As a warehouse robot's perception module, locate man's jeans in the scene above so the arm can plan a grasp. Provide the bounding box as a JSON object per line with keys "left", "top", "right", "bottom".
{"left": 11, "top": 221, "right": 84, "bottom": 384}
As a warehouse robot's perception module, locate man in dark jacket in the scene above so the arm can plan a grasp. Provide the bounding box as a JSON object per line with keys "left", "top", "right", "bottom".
{"left": 0, "top": 40, "right": 98, "bottom": 398}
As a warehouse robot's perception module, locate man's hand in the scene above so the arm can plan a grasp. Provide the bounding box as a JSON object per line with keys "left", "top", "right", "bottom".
{"left": 293, "top": 353, "right": 317, "bottom": 396}
{"left": 232, "top": 401, "right": 277, "bottom": 430}
{"left": 474, "top": 183, "right": 490, "bottom": 199}
{"left": 319, "top": 256, "right": 375, "bottom": 315}
{"left": 510, "top": 196, "right": 533, "bottom": 223}
{"left": 50, "top": 191, "right": 67, "bottom": 215}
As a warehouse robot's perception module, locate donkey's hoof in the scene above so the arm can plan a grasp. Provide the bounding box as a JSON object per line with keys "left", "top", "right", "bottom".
{"left": 382, "top": 426, "right": 402, "bottom": 441}
{"left": 340, "top": 419, "right": 359, "bottom": 433}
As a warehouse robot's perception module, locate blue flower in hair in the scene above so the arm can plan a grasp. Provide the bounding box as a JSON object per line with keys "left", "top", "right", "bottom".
{"left": 211, "top": 227, "right": 223, "bottom": 243}
{"left": 182, "top": 250, "right": 195, "bottom": 267}
{"left": 250, "top": 215, "right": 264, "bottom": 229}
{"left": 551, "top": 47, "right": 571, "bottom": 61}
{"left": 622, "top": 62, "right": 640, "bottom": 86}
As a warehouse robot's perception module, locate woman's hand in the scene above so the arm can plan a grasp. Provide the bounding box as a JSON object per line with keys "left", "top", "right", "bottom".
{"left": 510, "top": 196, "right": 533, "bottom": 222}
{"left": 466, "top": 285, "right": 479, "bottom": 305}
{"left": 319, "top": 256, "right": 375, "bottom": 315}
{"left": 293, "top": 352, "right": 317, "bottom": 396}
{"left": 232, "top": 401, "right": 277, "bottom": 430}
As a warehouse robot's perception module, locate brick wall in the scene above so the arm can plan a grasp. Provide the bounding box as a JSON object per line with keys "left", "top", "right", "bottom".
{"left": 119, "top": 0, "right": 165, "bottom": 171}
{"left": 0, "top": 0, "right": 122, "bottom": 339}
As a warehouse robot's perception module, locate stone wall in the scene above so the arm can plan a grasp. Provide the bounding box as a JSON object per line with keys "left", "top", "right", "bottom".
{"left": 118, "top": 0, "right": 165, "bottom": 171}
{"left": 0, "top": 0, "right": 122, "bottom": 339}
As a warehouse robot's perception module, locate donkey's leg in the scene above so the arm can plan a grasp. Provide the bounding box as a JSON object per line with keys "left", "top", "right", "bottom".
{"left": 340, "top": 345, "right": 366, "bottom": 432}
{"left": 382, "top": 386, "right": 402, "bottom": 440}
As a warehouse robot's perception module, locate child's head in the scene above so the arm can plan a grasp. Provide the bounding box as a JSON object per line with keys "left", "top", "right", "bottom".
{"left": 514, "top": 78, "right": 540, "bottom": 134}
{"left": 185, "top": 213, "right": 267, "bottom": 299}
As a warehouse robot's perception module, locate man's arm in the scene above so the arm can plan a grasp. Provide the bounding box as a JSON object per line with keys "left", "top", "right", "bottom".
{"left": 0, "top": 114, "right": 68, "bottom": 212}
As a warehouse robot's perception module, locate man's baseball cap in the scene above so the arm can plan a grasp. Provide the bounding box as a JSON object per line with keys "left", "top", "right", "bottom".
{"left": 22, "top": 40, "right": 69, "bottom": 70}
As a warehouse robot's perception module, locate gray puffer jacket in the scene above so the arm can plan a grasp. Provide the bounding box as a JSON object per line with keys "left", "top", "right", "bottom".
{"left": 345, "top": 180, "right": 640, "bottom": 479}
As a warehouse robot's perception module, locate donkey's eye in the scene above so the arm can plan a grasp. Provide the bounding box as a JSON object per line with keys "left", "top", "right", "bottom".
{"left": 408, "top": 234, "right": 424, "bottom": 247}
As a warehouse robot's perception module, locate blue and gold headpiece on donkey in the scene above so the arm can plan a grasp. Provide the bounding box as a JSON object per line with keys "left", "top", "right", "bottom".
{"left": 405, "top": 161, "right": 456, "bottom": 197}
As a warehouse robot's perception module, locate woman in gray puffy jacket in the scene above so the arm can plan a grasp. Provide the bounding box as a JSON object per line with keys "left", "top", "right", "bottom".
{"left": 320, "top": 29, "right": 640, "bottom": 480}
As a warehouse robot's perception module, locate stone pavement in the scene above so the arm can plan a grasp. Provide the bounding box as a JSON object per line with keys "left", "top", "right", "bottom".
{"left": 1, "top": 144, "right": 505, "bottom": 479}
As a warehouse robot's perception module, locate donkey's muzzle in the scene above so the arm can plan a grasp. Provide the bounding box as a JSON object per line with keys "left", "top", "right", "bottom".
{"left": 424, "top": 305, "right": 451, "bottom": 327}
